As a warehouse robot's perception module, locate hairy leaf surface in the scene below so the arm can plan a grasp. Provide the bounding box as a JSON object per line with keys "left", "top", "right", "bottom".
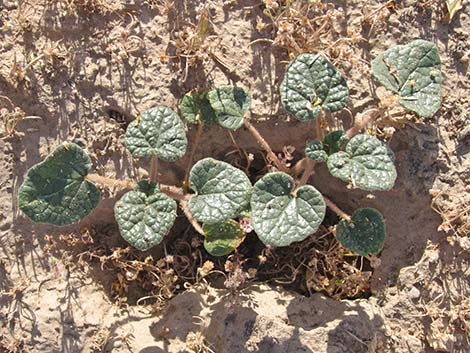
{"left": 125, "top": 106, "right": 187, "bottom": 161}
{"left": 327, "top": 134, "right": 396, "bottom": 191}
{"left": 371, "top": 40, "right": 442, "bottom": 117}
{"left": 203, "top": 220, "right": 245, "bottom": 256}
{"left": 280, "top": 54, "right": 349, "bottom": 121}
{"left": 189, "top": 158, "right": 252, "bottom": 224}
{"left": 208, "top": 86, "right": 251, "bottom": 130}
{"left": 251, "top": 172, "right": 326, "bottom": 247}
{"left": 115, "top": 180, "right": 176, "bottom": 251}
{"left": 180, "top": 89, "right": 217, "bottom": 125}
{"left": 18, "top": 142, "right": 100, "bottom": 225}
{"left": 305, "top": 140, "right": 328, "bottom": 162}
{"left": 336, "top": 208, "right": 386, "bottom": 256}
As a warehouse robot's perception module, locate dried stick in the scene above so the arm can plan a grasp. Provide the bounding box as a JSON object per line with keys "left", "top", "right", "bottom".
{"left": 184, "top": 122, "right": 204, "bottom": 190}
{"left": 86, "top": 174, "right": 134, "bottom": 189}
{"left": 86, "top": 174, "right": 188, "bottom": 201}
{"left": 243, "top": 118, "right": 288, "bottom": 172}
{"left": 297, "top": 159, "right": 315, "bottom": 187}
{"left": 323, "top": 196, "right": 351, "bottom": 221}
{"left": 346, "top": 108, "right": 381, "bottom": 138}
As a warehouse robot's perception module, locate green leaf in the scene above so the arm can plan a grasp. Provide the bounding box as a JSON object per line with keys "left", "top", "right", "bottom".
{"left": 336, "top": 208, "right": 386, "bottom": 256}
{"left": 305, "top": 140, "right": 328, "bottom": 162}
{"left": 251, "top": 172, "right": 326, "bottom": 247}
{"left": 203, "top": 219, "right": 245, "bottom": 256}
{"left": 180, "top": 89, "right": 217, "bottom": 126}
{"left": 323, "top": 130, "right": 349, "bottom": 155}
{"left": 114, "top": 180, "right": 177, "bottom": 251}
{"left": 125, "top": 106, "right": 187, "bottom": 161}
{"left": 207, "top": 86, "right": 251, "bottom": 130}
{"left": 327, "top": 134, "right": 396, "bottom": 191}
{"left": 280, "top": 53, "right": 349, "bottom": 121}
{"left": 18, "top": 142, "right": 100, "bottom": 226}
{"left": 188, "top": 158, "right": 252, "bottom": 224}
{"left": 371, "top": 40, "right": 442, "bottom": 117}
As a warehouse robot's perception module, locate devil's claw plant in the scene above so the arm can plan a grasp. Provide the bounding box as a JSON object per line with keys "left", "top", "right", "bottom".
{"left": 18, "top": 39, "right": 441, "bottom": 260}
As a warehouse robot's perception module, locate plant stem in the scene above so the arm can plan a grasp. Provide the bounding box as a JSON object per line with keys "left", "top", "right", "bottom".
{"left": 291, "top": 157, "right": 308, "bottom": 176}
{"left": 86, "top": 174, "right": 188, "bottom": 201}
{"left": 346, "top": 108, "right": 381, "bottom": 138}
{"left": 184, "top": 122, "right": 204, "bottom": 191}
{"left": 243, "top": 118, "right": 287, "bottom": 172}
{"left": 149, "top": 154, "right": 159, "bottom": 182}
{"left": 160, "top": 185, "right": 188, "bottom": 201}
{"left": 86, "top": 174, "right": 135, "bottom": 189}
{"left": 297, "top": 159, "right": 315, "bottom": 187}
{"left": 323, "top": 196, "right": 351, "bottom": 221}
{"left": 180, "top": 200, "right": 205, "bottom": 236}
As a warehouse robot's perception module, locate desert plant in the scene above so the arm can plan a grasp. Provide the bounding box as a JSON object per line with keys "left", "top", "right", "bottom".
{"left": 18, "top": 40, "right": 441, "bottom": 259}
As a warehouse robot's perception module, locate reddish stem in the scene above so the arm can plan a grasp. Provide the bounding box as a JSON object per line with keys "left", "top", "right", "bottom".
{"left": 323, "top": 196, "right": 351, "bottom": 221}
{"left": 346, "top": 108, "right": 381, "bottom": 138}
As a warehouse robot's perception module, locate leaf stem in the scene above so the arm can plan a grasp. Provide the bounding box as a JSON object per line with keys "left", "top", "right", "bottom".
{"left": 86, "top": 174, "right": 135, "bottom": 189}
{"left": 86, "top": 174, "right": 188, "bottom": 201}
{"left": 243, "top": 118, "right": 288, "bottom": 172}
{"left": 149, "top": 154, "right": 159, "bottom": 182}
{"left": 346, "top": 108, "right": 381, "bottom": 138}
{"left": 291, "top": 157, "right": 308, "bottom": 177}
{"left": 323, "top": 196, "right": 351, "bottom": 221}
{"left": 184, "top": 122, "right": 204, "bottom": 191}
{"left": 160, "top": 185, "right": 188, "bottom": 201}
{"left": 297, "top": 159, "right": 315, "bottom": 187}
{"left": 180, "top": 200, "right": 205, "bottom": 236}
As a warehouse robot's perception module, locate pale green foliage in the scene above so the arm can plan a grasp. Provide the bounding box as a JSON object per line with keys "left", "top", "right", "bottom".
{"left": 203, "top": 219, "right": 245, "bottom": 256}
{"left": 180, "top": 89, "right": 217, "bottom": 125}
{"left": 188, "top": 158, "right": 252, "bottom": 224}
{"left": 327, "top": 134, "right": 397, "bottom": 191}
{"left": 371, "top": 39, "right": 442, "bottom": 117}
{"left": 114, "top": 180, "right": 177, "bottom": 251}
{"left": 125, "top": 106, "right": 187, "bottom": 161}
{"left": 280, "top": 54, "right": 349, "bottom": 121}
{"left": 207, "top": 86, "right": 251, "bottom": 130}
{"left": 18, "top": 143, "right": 100, "bottom": 225}
{"left": 251, "top": 172, "right": 326, "bottom": 247}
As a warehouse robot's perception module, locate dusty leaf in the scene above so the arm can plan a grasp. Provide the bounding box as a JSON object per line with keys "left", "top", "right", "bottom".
{"left": 207, "top": 86, "right": 251, "bottom": 130}
{"left": 125, "top": 106, "right": 187, "bottom": 161}
{"left": 446, "top": 0, "right": 463, "bottom": 22}
{"left": 327, "top": 134, "right": 397, "bottom": 191}
{"left": 336, "top": 208, "right": 386, "bottom": 256}
{"left": 251, "top": 172, "right": 326, "bottom": 247}
{"left": 371, "top": 40, "right": 442, "bottom": 117}
{"left": 189, "top": 158, "right": 252, "bottom": 224}
{"left": 180, "top": 89, "right": 217, "bottom": 125}
{"left": 280, "top": 54, "right": 349, "bottom": 121}
{"left": 18, "top": 142, "right": 100, "bottom": 225}
{"left": 115, "top": 180, "right": 177, "bottom": 251}
{"left": 203, "top": 219, "right": 245, "bottom": 256}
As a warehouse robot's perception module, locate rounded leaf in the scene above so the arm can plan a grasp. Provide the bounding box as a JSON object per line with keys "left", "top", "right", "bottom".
{"left": 251, "top": 172, "right": 326, "bottom": 247}
{"left": 327, "top": 134, "right": 396, "bottom": 191}
{"left": 280, "top": 54, "right": 349, "bottom": 121}
{"left": 18, "top": 142, "right": 100, "bottom": 226}
{"left": 305, "top": 140, "right": 328, "bottom": 162}
{"left": 336, "top": 208, "right": 386, "bottom": 256}
{"left": 114, "top": 180, "right": 177, "bottom": 251}
{"left": 323, "top": 130, "right": 349, "bottom": 155}
{"left": 203, "top": 219, "right": 245, "bottom": 256}
{"left": 207, "top": 86, "right": 251, "bottom": 130}
{"left": 125, "top": 106, "right": 187, "bottom": 161}
{"left": 180, "top": 89, "right": 217, "bottom": 125}
{"left": 371, "top": 40, "right": 442, "bottom": 117}
{"left": 188, "top": 158, "right": 252, "bottom": 224}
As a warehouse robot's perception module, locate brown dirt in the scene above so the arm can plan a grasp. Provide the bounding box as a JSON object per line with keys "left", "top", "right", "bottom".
{"left": 1, "top": 0, "right": 469, "bottom": 352}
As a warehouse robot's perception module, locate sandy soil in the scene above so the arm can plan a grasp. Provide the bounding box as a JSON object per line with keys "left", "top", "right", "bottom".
{"left": 0, "top": 0, "right": 469, "bottom": 352}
